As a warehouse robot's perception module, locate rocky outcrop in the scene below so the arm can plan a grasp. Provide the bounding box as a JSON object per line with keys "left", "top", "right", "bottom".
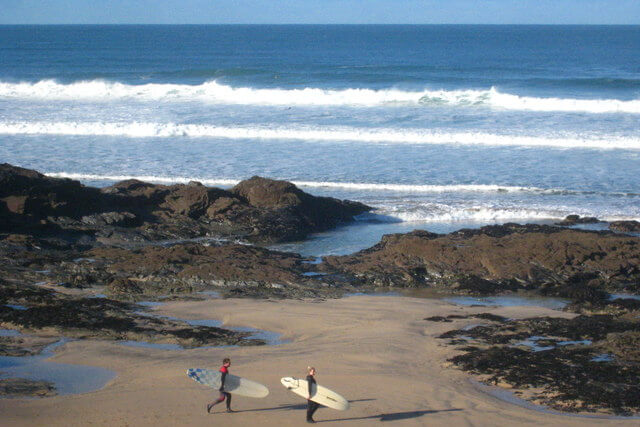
{"left": 0, "top": 335, "right": 58, "bottom": 357}
{"left": 0, "top": 164, "right": 370, "bottom": 243}
{"left": 0, "top": 280, "right": 260, "bottom": 348}
{"left": 85, "top": 242, "right": 333, "bottom": 299}
{"left": 439, "top": 313, "right": 640, "bottom": 415}
{"left": 555, "top": 214, "right": 602, "bottom": 226}
{"left": 609, "top": 220, "right": 640, "bottom": 233}
{"left": 99, "top": 176, "right": 370, "bottom": 242}
{"left": 232, "top": 176, "right": 370, "bottom": 238}
{"left": 0, "top": 164, "right": 105, "bottom": 219}
{"left": 0, "top": 232, "right": 342, "bottom": 301}
{"left": 602, "top": 331, "right": 640, "bottom": 362}
{"left": 0, "top": 379, "right": 56, "bottom": 397}
{"left": 322, "top": 224, "right": 640, "bottom": 294}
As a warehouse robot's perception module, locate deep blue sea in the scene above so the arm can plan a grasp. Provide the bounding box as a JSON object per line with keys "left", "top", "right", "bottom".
{"left": 1, "top": 25, "right": 639, "bottom": 255}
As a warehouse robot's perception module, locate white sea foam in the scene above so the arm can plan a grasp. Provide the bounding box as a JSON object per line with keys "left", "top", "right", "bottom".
{"left": 287, "top": 181, "right": 548, "bottom": 193}
{"left": 385, "top": 206, "right": 565, "bottom": 223}
{"left": 43, "top": 172, "right": 547, "bottom": 193}
{"left": 2, "top": 121, "right": 639, "bottom": 150}
{"left": 376, "top": 204, "right": 640, "bottom": 223}
{"left": 1, "top": 80, "right": 639, "bottom": 114}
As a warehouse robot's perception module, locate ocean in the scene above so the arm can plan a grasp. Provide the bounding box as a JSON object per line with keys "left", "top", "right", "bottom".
{"left": 1, "top": 25, "right": 639, "bottom": 255}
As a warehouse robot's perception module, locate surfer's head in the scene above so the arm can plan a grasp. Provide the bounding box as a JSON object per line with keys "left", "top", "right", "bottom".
{"left": 307, "top": 366, "right": 316, "bottom": 375}
{"left": 223, "top": 358, "right": 231, "bottom": 367}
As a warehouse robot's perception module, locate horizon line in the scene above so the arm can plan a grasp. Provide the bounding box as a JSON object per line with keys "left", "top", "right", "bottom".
{"left": 1, "top": 23, "right": 639, "bottom": 26}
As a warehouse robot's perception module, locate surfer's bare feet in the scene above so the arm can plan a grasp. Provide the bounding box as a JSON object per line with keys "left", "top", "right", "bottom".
{"left": 226, "top": 408, "right": 234, "bottom": 413}
{"left": 206, "top": 403, "right": 213, "bottom": 413}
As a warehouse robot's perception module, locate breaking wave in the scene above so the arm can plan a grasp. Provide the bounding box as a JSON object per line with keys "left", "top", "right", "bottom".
{"left": 3, "top": 121, "right": 639, "bottom": 150}
{"left": 1, "top": 80, "right": 639, "bottom": 113}
{"left": 43, "top": 172, "right": 640, "bottom": 198}
{"left": 375, "top": 204, "right": 640, "bottom": 223}
{"left": 44, "top": 172, "right": 549, "bottom": 193}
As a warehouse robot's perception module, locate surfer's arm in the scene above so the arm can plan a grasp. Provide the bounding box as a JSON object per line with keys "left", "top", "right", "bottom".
{"left": 307, "top": 376, "right": 313, "bottom": 399}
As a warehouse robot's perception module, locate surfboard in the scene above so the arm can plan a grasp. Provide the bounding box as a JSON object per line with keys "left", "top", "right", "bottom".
{"left": 280, "top": 376, "right": 349, "bottom": 411}
{"left": 187, "top": 368, "right": 269, "bottom": 398}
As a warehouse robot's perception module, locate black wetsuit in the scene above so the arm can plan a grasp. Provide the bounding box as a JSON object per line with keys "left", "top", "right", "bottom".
{"left": 306, "top": 374, "right": 320, "bottom": 421}
{"left": 219, "top": 366, "right": 232, "bottom": 409}
{"left": 207, "top": 365, "right": 231, "bottom": 411}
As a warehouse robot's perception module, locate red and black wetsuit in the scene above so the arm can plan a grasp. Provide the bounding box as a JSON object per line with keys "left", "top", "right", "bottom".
{"left": 306, "top": 374, "right": 320, "bottom": 421}
{"left": 218, "top": 365, "right": 232, "bottom": 409}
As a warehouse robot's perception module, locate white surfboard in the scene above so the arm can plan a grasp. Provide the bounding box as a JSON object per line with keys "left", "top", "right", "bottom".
{"left": 187, "top": 368, "right": 269, "bottom": 398}
{"left": 280, "top": 376, "right": 349, "bottom": 411}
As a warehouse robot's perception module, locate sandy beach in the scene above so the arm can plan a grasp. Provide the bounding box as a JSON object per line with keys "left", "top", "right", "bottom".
{"left": 2, "top": 295, "right": 637, "bottom": 426}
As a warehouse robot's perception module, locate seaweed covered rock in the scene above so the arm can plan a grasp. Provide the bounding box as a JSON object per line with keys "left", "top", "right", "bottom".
{"left": 92, "top": 243, "right": 308, "bottom": 290}
{"left": 0, "top": 164, "right": 105, "bottom": 219}
{"left": 86, "top": 241, "right": 338, "bottom": 299}
{"left": 438, "top": 313, "right": 640, "bottom": 415}
{"left": 600, "top": 331, "right": 640, "bottom": 362}
{"left": 610, "top": 220, "right": 640, "bottom": 233}
{"left": 0, "top": 281, "right": 261, "bottom": 348}
{"left": 0, "top": 378, "right": 56, "bottom": 397}
{"left": 0, "top": 335, "right": 58, "bottom": 357}
{"left": 323, "top": 224, "right": 640, "bottom": 295}
{"left": 451, "top": 346, "right": 640, "bottom": 415}
{"left": 555, "top": 214, "right": 601, "bottom": 226}
{"left": 232, "top": 176, "right": 370, "bottom": 232}
{"left": 1, "top": 164, "right": 370, "bottom": 243}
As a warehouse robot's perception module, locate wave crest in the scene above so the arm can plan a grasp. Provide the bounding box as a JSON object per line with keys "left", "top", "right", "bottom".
{"left": 1, "top": 80, "right": 639, "bottom": 113}
{"left": 375, "top": 204, "right": 639, "bottom": 223}
{"left": 43, "top": 172, "right": 548, "bottom": 194}
{"left": 3, "top": 121, "right": 639, "bottom": 150}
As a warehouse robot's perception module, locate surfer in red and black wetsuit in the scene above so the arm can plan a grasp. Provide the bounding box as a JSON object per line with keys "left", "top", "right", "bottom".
{"left": 206, "top": 358, "right": 233, "bottom": 413}
{"left": 306, "top": 366, "right": 320, "bottom": 423}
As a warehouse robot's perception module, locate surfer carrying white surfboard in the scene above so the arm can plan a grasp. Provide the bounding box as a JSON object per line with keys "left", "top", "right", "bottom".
{"left": 306, "top": 366, "right": 320, "bottom": 423}
{"left": 206, "top": 358, "right": 233, "bottom": 413}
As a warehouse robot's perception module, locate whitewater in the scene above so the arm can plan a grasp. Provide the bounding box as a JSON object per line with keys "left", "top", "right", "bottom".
{"left": 1, "top": 25, "right": 639, "bottom": 254}
{"left": 2, "top": 79, "right": 640, "bottom": 114}
{"left": 2, "top": 120, "right": 639, "bottom": 150}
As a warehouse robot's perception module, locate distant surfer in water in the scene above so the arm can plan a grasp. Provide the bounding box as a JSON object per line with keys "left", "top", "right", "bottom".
{"left": 207, "top": 357, "right": 233, "bottom": 413}
{"left": 306, "top": 366, "right": 320, "bottom": 423}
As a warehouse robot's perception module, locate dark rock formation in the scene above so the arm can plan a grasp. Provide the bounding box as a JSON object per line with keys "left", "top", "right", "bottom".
{"left": 0, "top": 280, "right": 261, "bottom": 348}
{"left": 0, "top": 230, "right": 342, "bottom": 302}
{"left": 231, "top": 176, "right": 370, "bottom": 240}
{"left": 555, "top": 214, "right": 602, "bottom": 226}
{"left": 609, "top": 220, "right": 640, "bottom": 233}
{"left": 0, "top": 335, "right": 58, "bottom": 357}
{"left": 99, "top": 175, "right": 370, "bottom": 242}
{"left": 439, "top": 314, "right": 640, "bottom": 415}
{"left": 454, "top": 346, "right": 640, "bottom": 414}
{"left": 424, "top": 313, "right": 507, "bottom": 323}
{"left": 322, "top": 224, "right": 640, "bottom": 294}
{"left": 0, "top": 378, "right": 56, "bottom": 397}
{"left": 86, "top": 242, "right": 335, "bottom": 299}
{"left": 81, "top": 211, "right": 139, "bottom": 227}
{"left": 601, "top": 331, "right": 640, "bottom": 362}
{"left": 566, "top": 296, "right": 640, "bottom": 317}
{"left": 0, "top": 164, "right": 370, "bottom": 243}
{"left": 0, "top": 163, "right": 105, "bottom": 222}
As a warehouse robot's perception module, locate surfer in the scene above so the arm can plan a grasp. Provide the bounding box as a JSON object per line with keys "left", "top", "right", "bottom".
{"left": 206, "top": 358, "right": 233, "bottom": 413}
{"left": 306, "top": 366, "right": 320, "bottom": 423}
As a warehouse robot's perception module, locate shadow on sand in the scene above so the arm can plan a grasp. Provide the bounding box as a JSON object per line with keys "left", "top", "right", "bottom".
{"left": 318, "top": 408, "right": 463, "bottom": 423}
{"left": 231, "top": 399, "right": 462, "bottom": 423}
{"left": 232, "top": 399, "right": 377, "bottom": 414}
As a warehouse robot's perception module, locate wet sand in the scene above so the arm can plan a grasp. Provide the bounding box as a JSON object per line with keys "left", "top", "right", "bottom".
{"left": 1, "top": 295, "right": 637, "bottom": 426}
